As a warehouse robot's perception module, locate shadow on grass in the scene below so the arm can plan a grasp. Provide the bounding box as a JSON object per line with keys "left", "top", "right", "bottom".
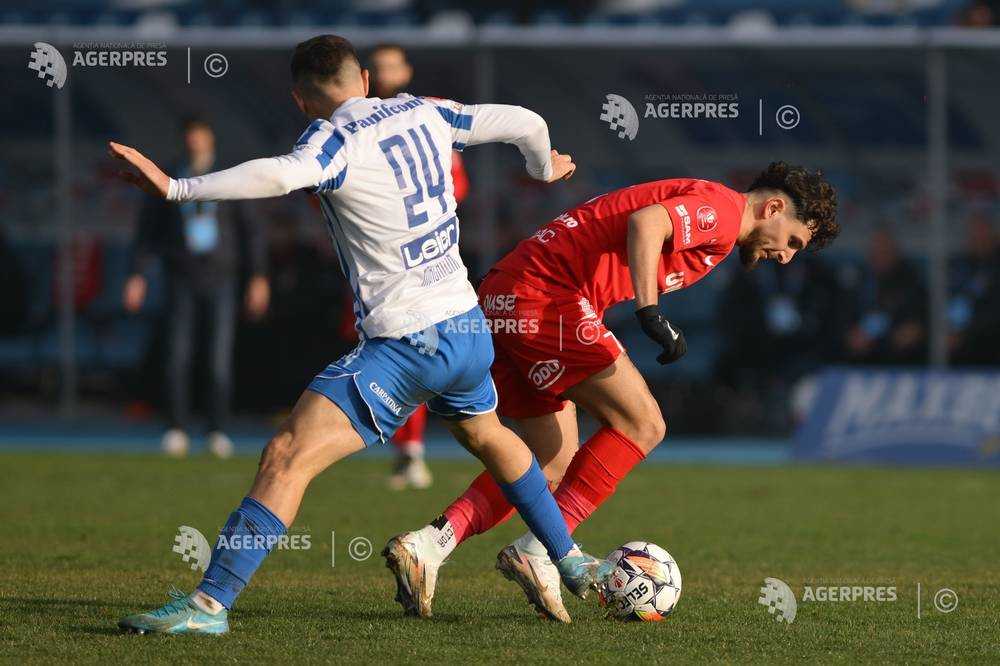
{"left": 69, "top": 626, "right": 124, "bottom": 636}
{"left": 5, "top": 596, "right": 135, "bottom": 611}
{"left": 235, "top": 605, "right": 532, "bottom": 625}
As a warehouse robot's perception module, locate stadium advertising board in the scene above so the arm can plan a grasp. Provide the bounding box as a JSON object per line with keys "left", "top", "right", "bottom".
{"left": 795, "top": 369, "right": 1000, "bottom": 466}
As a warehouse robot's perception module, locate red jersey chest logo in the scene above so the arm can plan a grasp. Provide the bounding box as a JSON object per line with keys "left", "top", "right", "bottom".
{"left": 696, "top": 205, "right": 718, "bottom": 232}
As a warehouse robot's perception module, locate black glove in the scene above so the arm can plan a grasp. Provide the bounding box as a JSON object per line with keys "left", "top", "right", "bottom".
{"left": 635, "top": 305, "right": 687, "bottom": 365}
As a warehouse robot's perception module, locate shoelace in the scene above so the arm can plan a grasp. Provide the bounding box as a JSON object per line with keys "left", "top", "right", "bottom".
{"left": 148, "top": 587, "right": 191, "bottom": 618}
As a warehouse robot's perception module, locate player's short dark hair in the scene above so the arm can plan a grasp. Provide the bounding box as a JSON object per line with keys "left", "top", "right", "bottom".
{"left": 180, "top": 115, "right": 212, "bottom": 133}
{"left": 291, "top": 35, "right": 361, "bottom": 96}
{"left": 748, "top": 161, "right": 839, "bottom": 250}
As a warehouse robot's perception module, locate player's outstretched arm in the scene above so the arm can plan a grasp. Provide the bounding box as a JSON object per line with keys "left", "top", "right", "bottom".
{"left": 108, "top": 142, "right": 170, "bottom": 197}
{"left": 108, "top": 141, "right": 323, "bottom": 202}
{"left": 455, "top": 103, "right": 574, "bottom": 182}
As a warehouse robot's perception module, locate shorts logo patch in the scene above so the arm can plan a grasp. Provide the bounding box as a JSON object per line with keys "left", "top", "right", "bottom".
{"left": 528, "top": 359, "right": 565, "bottom": 390}
{"left": 696, "top": 205, "right": 718, "bottom": 232}
{"left": 368, "top": 381, "right": 403, "bottom": 416}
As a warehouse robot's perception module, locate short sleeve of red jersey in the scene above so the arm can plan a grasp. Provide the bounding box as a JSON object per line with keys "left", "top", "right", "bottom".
{"left": 660, "top": 195, "right": 728, "bottom": 252}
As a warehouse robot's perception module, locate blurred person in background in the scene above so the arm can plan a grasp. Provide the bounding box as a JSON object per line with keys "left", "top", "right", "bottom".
{"left": 715, "top": 253, "right": 844, "bottom": 431}
{"left": 949, "top": 214, "right": 1000, "bottom": 364}
{"left": 123, "top": 117, "right": 270, "bottom": 458}
{"left": 369, "top": 43, "right": 472, "bottom": 489}
{"left": 845, "top": 228, "right": 927, "bottom": 364}
{"left": 958, "top": 0, "right": 999, "bottom": 26}
{"left": 0, "top": 226, "right": 29, "bottom": 337}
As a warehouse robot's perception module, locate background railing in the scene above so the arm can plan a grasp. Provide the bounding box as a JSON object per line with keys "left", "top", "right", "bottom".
{"left": 3, "top": 24, "right": 999, "bottom": 434}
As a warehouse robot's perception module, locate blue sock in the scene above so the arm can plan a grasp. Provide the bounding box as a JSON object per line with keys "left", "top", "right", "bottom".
{"left": 197, "top": 496, "right": 287, "bottom": 609}
{"left": 498, "top": 458, "right": 575, "bottom": 562}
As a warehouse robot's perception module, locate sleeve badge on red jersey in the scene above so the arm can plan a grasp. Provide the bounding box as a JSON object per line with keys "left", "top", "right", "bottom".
{"left": 696, "top": 205, "right": 718, "bottom": 232}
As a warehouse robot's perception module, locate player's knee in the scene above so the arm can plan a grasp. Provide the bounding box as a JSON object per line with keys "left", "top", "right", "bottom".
{"left": 258, "top": 430, "right": 299, "bottom": 479}
{"left": 644, "top": 413, "right": 668, "bottom": 451}
{"left": 452, "top": 425, "right": 490, "bottom": 456}
{"left": 617, "top": 403, "right": 666, "bottom": 452}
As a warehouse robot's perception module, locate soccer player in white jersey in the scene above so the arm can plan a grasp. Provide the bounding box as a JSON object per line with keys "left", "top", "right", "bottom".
{"left": 111, "top": 34, "right": 609, "bottom": 635}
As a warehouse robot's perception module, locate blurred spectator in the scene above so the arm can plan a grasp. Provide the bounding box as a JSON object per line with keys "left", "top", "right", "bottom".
{"left": 949, "top": 215, "right": 1000, "bottom": 364}
{"left": 845, "top": 229, "right": 928, "bottom": 364}
{"left": 370, "top": 44, "right": 470, "bottom": 204}
{"left": 715, "top": 255, "right": 844, "bottom": 431}
{"left": 123, "top": 117, "right": 270, "bottom": 458}
{"left": 237, "top": 213, "right": 350, "bottom": 409}
{"left": 53, "top": 236, "right": 104, "bottom": 313}
{"left": 957, "top": 1, "right": 999, "bottom": 26}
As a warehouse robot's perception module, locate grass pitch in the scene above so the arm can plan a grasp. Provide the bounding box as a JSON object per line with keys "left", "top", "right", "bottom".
{"left": 0, "top": 452, "right": 997, "bottom": 663}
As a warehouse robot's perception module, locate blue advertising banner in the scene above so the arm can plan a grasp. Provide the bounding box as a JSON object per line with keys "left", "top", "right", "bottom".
{"left": 794, "top": 369, "right": 1000, "bottom": 466}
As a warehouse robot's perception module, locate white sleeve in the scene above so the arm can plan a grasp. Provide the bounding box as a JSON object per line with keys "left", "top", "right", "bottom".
{"left": 428, "top": 98, "right": 553, "bottom": 182}
{"left": 167, "top": 151, "right": 323, "bottom": 202}
{"left": 167, "top": 118, "right": 349, "bottom": 202}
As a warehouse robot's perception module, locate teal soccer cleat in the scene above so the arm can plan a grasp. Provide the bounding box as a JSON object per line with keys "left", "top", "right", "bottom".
{"left": 118, "top": 588, "right": 229, "bottom": 635}
{"left": 556, "top": 551, "right": 615, "bottom": 600}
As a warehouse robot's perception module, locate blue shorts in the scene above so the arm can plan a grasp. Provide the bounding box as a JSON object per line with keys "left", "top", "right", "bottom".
{"left": 307, "top": 306, "right": 497, "bottom": 446}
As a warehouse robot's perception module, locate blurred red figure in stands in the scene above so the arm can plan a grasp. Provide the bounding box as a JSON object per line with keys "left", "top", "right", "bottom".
{"left": 362, "top": 43, "right": 471, "bottom": 489}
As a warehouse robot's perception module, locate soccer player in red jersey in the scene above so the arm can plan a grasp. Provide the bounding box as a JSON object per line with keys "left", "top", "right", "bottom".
{"left": 384, "top": 162, "right": 839, "bottom": 621}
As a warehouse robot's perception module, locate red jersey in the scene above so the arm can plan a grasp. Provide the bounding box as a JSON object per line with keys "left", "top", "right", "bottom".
{"left": 493, "top": 178, "right": 746, "bottom": 314}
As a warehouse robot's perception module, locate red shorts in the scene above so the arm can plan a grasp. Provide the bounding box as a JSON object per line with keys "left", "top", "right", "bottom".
{"left": 479, "top": 270, "right": 624, "bottom": 419}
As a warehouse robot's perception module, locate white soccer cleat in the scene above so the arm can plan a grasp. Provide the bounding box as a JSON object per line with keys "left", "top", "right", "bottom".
{"left": 496, "top": 544, "right": 571, "bottom": 623}
{"left": 388, "top": 454, "right": 433, "bottom": 490}
{"left": 207, "top": 431, "right": 235, "bottom": 459}
{"left": 405, "top": 457, "right": 433, "bottom": 489}
{"left": 382, "top": 532, "right": 441, "bottom": 618}
{"left": 161, "top": 429, "right": 189, "bottom": 458}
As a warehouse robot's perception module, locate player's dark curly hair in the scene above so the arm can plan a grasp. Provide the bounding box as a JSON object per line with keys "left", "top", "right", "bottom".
{"left": 748, "top": 161, "right": 839, "bottom": 250}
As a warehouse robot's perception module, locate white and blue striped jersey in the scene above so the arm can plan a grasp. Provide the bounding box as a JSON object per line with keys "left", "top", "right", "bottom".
{"left": 294, "top": 95, "right": 476, "bottom": 338}
{"left": 169, "top": 94, "right": 554, "bottom": 339}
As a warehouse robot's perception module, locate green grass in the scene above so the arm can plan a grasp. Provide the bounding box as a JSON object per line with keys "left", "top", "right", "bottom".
{"left": 0, "top": 453, "right": 998, "bottom": 663}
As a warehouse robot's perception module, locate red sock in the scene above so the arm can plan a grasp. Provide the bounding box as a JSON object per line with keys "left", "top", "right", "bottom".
{"left": 443, "top": 471, "right": 517, "bottom": 543}
{"left": 392, "top": 405, "right": 428, "bottom": 454}
{"left": 554, "top": 428, "right": 646, "bottom": 533}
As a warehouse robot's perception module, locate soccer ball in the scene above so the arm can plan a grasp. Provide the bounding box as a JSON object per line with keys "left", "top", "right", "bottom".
{"left": 598, "top": 541, "right": 682, "bottom": 622}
